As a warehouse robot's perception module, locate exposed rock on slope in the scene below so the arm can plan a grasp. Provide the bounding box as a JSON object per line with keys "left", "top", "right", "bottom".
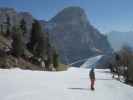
{"left": 0, "top": 8, "right": 34, "bottom": 43}
{"left": 47, "top": 7, "right": 113, "bottom": 64}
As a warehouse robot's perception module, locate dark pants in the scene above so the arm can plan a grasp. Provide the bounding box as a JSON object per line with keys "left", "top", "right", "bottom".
{"left": 90, "top": 79, "right": 95, "bottom": 90}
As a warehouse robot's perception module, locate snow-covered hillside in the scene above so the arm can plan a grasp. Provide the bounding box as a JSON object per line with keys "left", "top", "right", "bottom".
{"left": 0, "top": 67, "right": 133, "bottom": 100}
{"left": 80, "top": 55, "right": 103, "bottom": 68}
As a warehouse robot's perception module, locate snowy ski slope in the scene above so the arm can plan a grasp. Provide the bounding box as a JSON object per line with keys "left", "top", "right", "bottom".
{"left": 0, "top": 55, "right": 133, "bottom": 100}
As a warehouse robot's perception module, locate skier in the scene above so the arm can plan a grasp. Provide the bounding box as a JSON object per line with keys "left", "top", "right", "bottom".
{"left": 89, "top": 68, "right": 95, "bottom": 90}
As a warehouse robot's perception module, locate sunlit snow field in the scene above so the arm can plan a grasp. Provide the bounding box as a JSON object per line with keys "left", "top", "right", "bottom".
{"left": 0, "top": 67, "right": 133, "bottom": 100}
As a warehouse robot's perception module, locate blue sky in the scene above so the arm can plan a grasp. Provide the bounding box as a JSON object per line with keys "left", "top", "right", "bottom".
{"left": 0, "top": 0, "right": 133, "bottom": 33}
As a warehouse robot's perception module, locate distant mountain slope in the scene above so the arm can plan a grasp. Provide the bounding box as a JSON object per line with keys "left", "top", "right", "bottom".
{"left": 47, "top": 7, "right": 113, "bottom": 64}
{"left": 107, "top": 31, "right": 133, "bottom": 51}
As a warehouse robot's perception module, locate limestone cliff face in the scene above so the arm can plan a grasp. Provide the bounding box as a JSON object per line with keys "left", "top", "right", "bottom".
{"left": 0, "top": 8, "right": 34, "bottom": 43}
{"left": 47, "top": 7, "right": 113, "bottom": 64}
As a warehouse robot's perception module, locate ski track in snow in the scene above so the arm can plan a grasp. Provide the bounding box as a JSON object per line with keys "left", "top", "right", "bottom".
{"left": 0, "top": 67, "right": 133, "bottom": 100}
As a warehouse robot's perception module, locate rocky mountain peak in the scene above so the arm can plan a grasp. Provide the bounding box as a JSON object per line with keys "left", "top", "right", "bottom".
{"left": 47, "top": 7, "right": 113, "bottom": 65}
{"left": 50, "top": 6, "right": 87, "bottom": 24}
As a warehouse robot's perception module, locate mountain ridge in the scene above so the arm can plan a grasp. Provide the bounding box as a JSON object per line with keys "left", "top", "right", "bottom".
{"left": 0, "top": 7, "right": 113, "bottom": 66}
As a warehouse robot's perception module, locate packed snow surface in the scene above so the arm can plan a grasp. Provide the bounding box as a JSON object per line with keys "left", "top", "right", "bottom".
{"left": 0, "top": 67, "right": 133, "bottom": 100}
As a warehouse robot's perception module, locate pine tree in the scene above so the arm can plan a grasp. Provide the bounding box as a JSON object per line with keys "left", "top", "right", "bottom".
{"left": 29, "top": 20, "right": 49, "bottom": 58}
{"left": 0, "top": 24, "right": 3, "bottom": 34}
{"left": 35, "top": 37, "right": 47, "bottom": 59}
{"left": 28, "top": 19, "right": 53, "bottom": 69}
{"left": 11, "top": 26, "right": 25, "bottom": 57}
{"left": 53, "top": 49, "right": 59, "bottom": 69}
{"left": 45, "top": 33, "right": 52, "bottom": 67}
{"left": 20, "top": 19, "right": 27, "bottom": 36}
{"left": 28, "top": 19, "right": 42, "bottom": 51}
{"left": 6, "top": 15, "right": 11, "bottom": 37}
